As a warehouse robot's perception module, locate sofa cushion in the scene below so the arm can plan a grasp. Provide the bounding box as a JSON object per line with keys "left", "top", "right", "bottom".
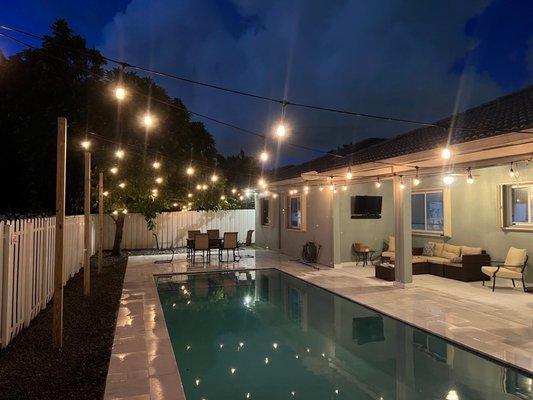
{"left": 422, "top": 242, "right": 434, "bottom": 256}
{"left": 444, "top": 243, "right": 462, "bottom": 256}
{"left": 388, "top": 236, "right": 395, "bottom": 252}
{"left": 427, "top": 256, "right": 450, "bottom": 264}
{"left": 441, "top": 251, "right": 457, "bottom": 260}
{"left": 382, "top": 251, "right": 395, "bottom": 259}
{"left": 482, "top": 266, "right": 522, "bottom": 279}
{"left": 412, "top": 255, "right": 429, "bottom": 263}
{"left": 462, "top": 246, "right": 482, "bottom": 256}
{"left": 504, "top": 247, "right": 527, "bottom": 268}
{"left": 431, "top": 242, "right": 444, "bottom": 257}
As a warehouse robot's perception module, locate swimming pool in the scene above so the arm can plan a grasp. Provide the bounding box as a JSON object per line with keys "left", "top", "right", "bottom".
{"left": 156, "top": 269, "right": 532, "bottom": 399}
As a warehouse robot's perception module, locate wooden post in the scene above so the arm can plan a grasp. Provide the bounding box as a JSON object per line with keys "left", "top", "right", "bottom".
{"left": 53, "top": 117, "right": 67, "bottom": 348}
{"left": 98, "top": 172, "right": 104, "bottom": 273}
{"left": 84, "top": 151, "right": 91, "bottom": 295}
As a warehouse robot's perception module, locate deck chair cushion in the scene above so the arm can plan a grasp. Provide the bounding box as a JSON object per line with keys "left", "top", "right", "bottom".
{"left": 504, "top": 247, "right": 527, "bottom": 269}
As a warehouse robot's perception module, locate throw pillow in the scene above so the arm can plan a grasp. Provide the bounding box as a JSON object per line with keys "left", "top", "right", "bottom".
{"left": 441, "top": 251, "right": 457, "bottom": 260}
{"left": 444, "top": 243, "right": 462, "bottom": 256}
{"left": 433, "top": 242, "right": 444, "bottom": 257}
{"left": 422, "top": 242, "right": 434, "bottom": 256}
{"left": 388, "top": 236, "right": 395, "bottom": 252}
{"left": 461, "top": 246, "right": 482, "bottom": 256}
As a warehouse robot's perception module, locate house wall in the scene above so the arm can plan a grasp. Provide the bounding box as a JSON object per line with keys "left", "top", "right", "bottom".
{"left": 337, "top": 180, "right": 395, "bottom": 264}
{"left": 411, "top": 163, "right": 533, "bottom": 282}
{"left": 255, "top": 189, "right": 334, "bottom": 266}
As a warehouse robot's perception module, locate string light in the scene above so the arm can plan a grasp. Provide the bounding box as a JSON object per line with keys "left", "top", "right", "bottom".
{"left": 211, "top": 173, "right": 219, "bottom": 182}
{"left": 413, "top": 167, "right": 420, "bottom": 186}
{"left": 118, "top": 182, "right": 126, "bottom": 188}
{"left": 155, "top": 177, "right": 163, "bottom": 184}
{"left": 466, "top": 167, "right": 474, "bottom": 184}
{"left": 202, "top": 184, "right": 208, "bottom": 190}
{"left": 231, "top": 188, "right": 237, "bottom": 194}
{"left": 259, "top": 150, "right": 269, "bottom": 162}
{"left": 196, "top": 184, "right": 202, "bottom": 190}
{"left": 81, "top": 140, "right": 91, "bottom": 150}
{"left": 152, "top": 161, "right": 161, "bottom": 169}
{"left": 172, "top": 202, "right": 178, "bottom": 207}
{"left": 375, "top": 177, "right": 381, "bottom": 188}
{"left": 188, "top": 193, "right": 193, "bottom": 198}
{"left": 272, "top": 193, "right": 278, "bottom": 198}
{"left": 346, "top": 167, "right": 353, "bottom": 180}
{"left": 151, "top": 188, "right": 158, "bottom": 195}
{"left": 275, "top": 102, "right": 287, "bottom": 138}
{"left": 319, "top": 185, "right": 324, "bottom": 192}
{"left": 342, "top": 185, "right": 348, "bottom": 192}
{"left": 142, "top": 113, "right": 154, "bottom": 128}
{"left": 103, "top": 191, "right": 109, "bottom": 196}
{"left": 303, "top": 185, "right": 309, "bottom": 194}
{"left": 115, "top": 149, "right": 125, "bottom": 159}
{"left": 112, "top": 210, "right": 118, "bottom": 215}
{"left": 122, "top": 209, "right": 128, "bottom": 214}
{"left": 220, "top": 195, "right": 226, "bottom": 200}
{"left": 509, "top": 162, "right": 515, "bottom": 177}
{"left": 441, "top": 147, "right": 452, "bottom": 160}
{"left": 239, "top": 195, "right": 244, "bottom": 200}
{"left": 443, "top": 174, "right": 454, "bottom": 185}
{"left": 110, "top": 166, "right": 118, "bottom": 174}
{"left": 399, "top": 175, "right": 405, "bottom": 190}
{"left": 114, "top": 86, "right": 126, "bottom": 100}
{"left": 186, "top": 166, "right": 195, "bottom": 176}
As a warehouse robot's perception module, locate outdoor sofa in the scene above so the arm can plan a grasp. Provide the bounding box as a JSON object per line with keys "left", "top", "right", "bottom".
{"left": 380, "top": 237, "right": 490, "bottom": 282}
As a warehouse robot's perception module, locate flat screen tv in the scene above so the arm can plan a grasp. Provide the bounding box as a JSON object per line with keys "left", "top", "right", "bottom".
{"left": 351, "top": 195, "right": 382, "bottom": 219}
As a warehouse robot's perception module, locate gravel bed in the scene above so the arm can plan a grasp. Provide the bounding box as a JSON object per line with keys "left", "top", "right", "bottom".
{"left": 0, "top": 255, "right": 127, "bottom": 399}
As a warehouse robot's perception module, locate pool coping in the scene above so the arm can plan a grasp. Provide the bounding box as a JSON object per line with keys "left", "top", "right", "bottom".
{"left": 105, "top": 255, "right": 532, "bottom": 399}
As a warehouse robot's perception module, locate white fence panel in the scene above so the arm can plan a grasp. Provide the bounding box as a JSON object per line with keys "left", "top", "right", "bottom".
{"left": 0, "top": 215, "right": 86, "bottom": 348}
{"left": 101, "top": 209, "right": 255, "bottom": 250}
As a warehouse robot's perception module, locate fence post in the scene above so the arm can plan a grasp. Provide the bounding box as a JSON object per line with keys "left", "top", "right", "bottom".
{"left": 23, "top": 221, "right": 34, "bottom": 327}
{"left": 1, "top": 223, "right": 14, "bottom": 348}
{"left": 98, "top": 172, "right": 104, "bottom": 273}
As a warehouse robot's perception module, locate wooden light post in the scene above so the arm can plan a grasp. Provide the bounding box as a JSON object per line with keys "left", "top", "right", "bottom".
{"left": 98, "top": 172, "right": 104, "bottom": 273}
{"left": 83, "top": 149, "right": 91, "bottom": 295}
{"left": 53, "top": 117, "right": 67, "bottom": 348}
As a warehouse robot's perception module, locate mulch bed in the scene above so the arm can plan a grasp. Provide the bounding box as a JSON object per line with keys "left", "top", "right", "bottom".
{"left": 0, "top": 254, "right": 127, "bottom": 399}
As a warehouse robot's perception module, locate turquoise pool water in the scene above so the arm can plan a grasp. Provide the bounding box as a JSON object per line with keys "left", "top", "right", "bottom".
{"left": 157, "top": 269, "right": 532, "bottom": 400}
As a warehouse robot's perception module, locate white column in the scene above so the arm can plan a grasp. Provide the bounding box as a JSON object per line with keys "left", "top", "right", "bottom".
{"left": 393, "top": 175, "right": 412, "bottom": 285}
{"left": 331, "top": 191, "right": 342, "bottom": 267}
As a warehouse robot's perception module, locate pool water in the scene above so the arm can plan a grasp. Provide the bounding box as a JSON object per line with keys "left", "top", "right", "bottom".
{"left": 157, "top": 269, "right": 532, "bottom": 400}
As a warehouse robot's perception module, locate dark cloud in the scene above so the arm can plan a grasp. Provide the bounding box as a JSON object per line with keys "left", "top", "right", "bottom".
{"left": 100, "top": 0, "right": 506, "bottom": 166}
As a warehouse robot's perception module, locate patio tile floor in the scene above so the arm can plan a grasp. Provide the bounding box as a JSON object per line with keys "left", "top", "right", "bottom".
{"left": 105, "top": 248, "right": 533, "bottom": 399}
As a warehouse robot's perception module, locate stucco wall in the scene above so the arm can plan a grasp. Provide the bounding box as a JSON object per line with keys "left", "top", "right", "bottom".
{"left": 337, "top": 180, "right": 395, "bottom": 263}
{"left": 255, "top": 189, "right": 334, "bottom": 266}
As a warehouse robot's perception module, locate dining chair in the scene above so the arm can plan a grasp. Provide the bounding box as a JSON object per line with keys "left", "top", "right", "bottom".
{"left": 219, "top": 232, "right": 239, "bottom": 262}
{"left": 187, "top": 230, "right": 201, "bottom": 259}
{"left": 192, "top": 233, "right": 210, "bottom": 264}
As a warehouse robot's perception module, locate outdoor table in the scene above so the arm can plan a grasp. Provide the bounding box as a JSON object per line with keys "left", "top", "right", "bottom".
{"left": 354, "top": 249, "right": 375, "bottom": 266}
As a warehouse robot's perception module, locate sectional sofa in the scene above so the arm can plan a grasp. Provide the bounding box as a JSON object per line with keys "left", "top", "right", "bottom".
{"left": 380, "top": 237, "right": 490, "bottom": 282}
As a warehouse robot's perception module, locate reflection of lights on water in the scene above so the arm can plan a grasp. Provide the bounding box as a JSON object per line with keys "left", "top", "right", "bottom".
{"left": 243, "top": 295, "right": 253, "bottom": 306}
{"left": 264, "top": 357, "right": 269, "bottom": 364}
{"left": 186, "top": 345, "right": 191, "bottom": 350}
{"left": 321, "top": 353, "right": 325, "bottom": 357}
{"left": 291, "top": 391, "right": 296, "bottom": 396}
{"left": 239, "top": 342, "right": 244, "bottom": 348}
{"left": 230, "top": 368, "right": 236, "bottom": 374}
{"left": 245, "top": 393, "right": 251, "bottom": 399}
{"left": 295, "top": 354, "right": 299, "bottom": 359}
{"left": 180, "top": 285, "right": 185, "bottom": 290}
{"left": 306, "top": 348, "right": 310, "bottom": 353}
{"left": 219, "top": 344, "right": 224, "bottom": 349}
{"left": 272, "top": 343, "right": 278, "bottom": 349}
{"left": 195, "top": 378, "right": 200, "bottom": 386}
{"left": 334, "top": 389, "right": 339, "bottom": 394}
{"left": 187, "top": 300, "right": 191, "bottom": 305}
{"left": 172, "top": 303, "right": 176, "bottom": 308}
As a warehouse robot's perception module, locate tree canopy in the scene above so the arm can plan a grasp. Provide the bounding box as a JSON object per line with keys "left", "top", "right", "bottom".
{"left": 0, "top": 19, "right": 259, "bottom": 218}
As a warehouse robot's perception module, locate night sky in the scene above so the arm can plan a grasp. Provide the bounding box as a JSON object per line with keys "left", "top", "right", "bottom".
{"left": 2, "top": 0, "right": 533, "bottom": 167}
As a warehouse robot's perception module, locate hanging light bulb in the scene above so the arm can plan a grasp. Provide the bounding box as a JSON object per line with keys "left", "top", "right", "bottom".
{"left": 275, "top": 122, "right": 286, "bottom": 138}
{"left": 115, "top": 86, "right": 126, "bottom": 100}
{"left": 220, "top": 195, "right": 226, "bottom": 201}
{"left": 319, "top": 185, "right": 324, "bottom": 192}
{"left": 272, "top": 193, "right": 278, "bottom": 198}
{"left": 231, "top": 188, "right": 237, "bottom": 194}
{"left": 81, "top": 140, "right": 91, "bottom": 150}
{"left": 259, "top": 150, "right": 269, "bottom": 162}
{"left": 196, "top": 184, "right": 202, "bottom": 190}
{"left": 375, "top": 177, "right": 381, "bottom": 188}
{"left": 239, "top": 195, "right": 244, "bottom": 201}
{"left": 441, "top": 147, "right": 452, "bottom": 160}
{"left": 413, "top": 167, "right": 421, "bottom": 186}
{"left": 103, "top": 191, "right": 109, "bottom": 197}
{"left": 443, "top": 174, "right": 455, "bottom": 185}
{"left": 303, "top": 185, "right": 309, "bottom": 194}
{"left": 155, "top": 177, "right": 163, "bottom": 184}
{"left": 186, "top": 166, "right": 194, "bottom": 176}
{"left": 211, "top": 173, "right": 219, "bottom": 182}
{"left": 172, "top": 202, "right": 178, "bottom": 207}
{"left": 346, "top": 167, "right": 353, "bottom": 180}
{"left": 142, "top": 113, "right": 154, "bottom": 128}
{"left": 509, "top": 162, "right": 515, "bottom": 177}
{"left": 399, "top": 176, "right": 406, "bottom": 190}
{"left": 151, "top": 188, "right": 158, "bottom": 195}
{"left": 122, "top": 209, "right": 128, "bottom": 214}
{"left": 258, "top": 178, "right": 265, "bottom": 187}
{"left": 110, "top": 166, "right": 118, "bottom": 174}
{"left": 202, "top": 184, "right": 208, "bottom": 190}
{"left": 115, "top": 149, "right": 125, "bottom": 159}
{"left": 188, "top": 193, "right": 193, "bottom": 198}
{"left": 118, "top": 182, "right": 126, "bottom": 188}
{"left": 112, "top": 210, "right": 118, "bottom": 215}
{"left": 466, "top": 167, "right": 474, "bottom": 184}
{"left": 152, "top": 161, "right": 161, "bottom": 169}
{"left": 342, "top": 185, "right": 348, "bottom": 192}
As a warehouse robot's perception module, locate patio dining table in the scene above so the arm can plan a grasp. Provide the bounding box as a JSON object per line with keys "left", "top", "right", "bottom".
{"left": 186, "top": 237, "right": 223, "bottom": 249}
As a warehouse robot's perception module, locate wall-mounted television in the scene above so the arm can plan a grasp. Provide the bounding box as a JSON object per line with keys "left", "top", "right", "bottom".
{"left": 351, "top": 195, "right": 382, "bottom": 219}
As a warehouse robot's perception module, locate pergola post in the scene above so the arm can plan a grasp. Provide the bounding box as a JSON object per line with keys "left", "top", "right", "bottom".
{"left": 83, "top": 151, "right": 91, "bottom": 295}
{"left": 53, "top": 117, "right": 67, "bottom": 348}
{"left": 393, "top": 175, "right": 412, "bottom": 286}
{"left": 98, "top": 172, "right": 104, "bottom": 274}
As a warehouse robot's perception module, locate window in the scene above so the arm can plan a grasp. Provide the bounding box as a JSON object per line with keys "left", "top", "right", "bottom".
{"left": 505, "top": 184, "right": 533, "bottom": 225}
{"left": 287, "top": 195, "right": 302, "bottom": 229}
{"left": 411, "top": 191, "right": 444, "bottom": 233}
{"left": 260, "top": 198, "right": 271, "bottom": 225}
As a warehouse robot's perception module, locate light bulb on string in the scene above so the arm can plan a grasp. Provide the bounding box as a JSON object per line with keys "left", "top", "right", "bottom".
{"left": 186, "top": 166, "right": 195, "bottom": 176}
{"left": 466, "top": 168, "right": 474, "bottom": 184}
{"left": 155, "top": 177, "right": 163, "bottom": 184}
{"left": 275, "top": 102, "right": 287, "bottom": 139}
{"left": 375, "top": 177, "right": 381, "bottom": 188}
{"left": 110, "top": 167, "right": 118, "bottom": 174}
{"left": 118, "top": 182, "right": 126, "bottom": 189}
{"left": 220, "top": 195, "right": 226, "bottom": 201}
{"left": 441, "top": 147, "right": 452, "bottom": 160}
{"left": 188, "top": 193, "right": 193, "bottom": 198}
{"left": 259, "top": 150, "right": 269, "bottom": 162}
{"left": 399, "top": 176, "right": 405, "bottom": 190}
{"left": 413, "top": 167, "right": 421, "bottom": 186}
{"left": 81, "top": 140, "right": 91, "bottom": 150}
{"left": 142, "top": 113, "right": 154, "bottom": 128}
{"left": 115, "top": 86, "right": 126, "bottom": 100}
{"left": 509, "top": 162, "right": 516, "bottom": 178}
{"left": 346, "top": 167, "right": 353, "bottom": 180}
{"left": 231, "top": 188, "right": 237, "bottom": 194}
{"left": 443, "top": 174, "right": 455, "bottom": 185}
{"left": 211, "top": 173, "right": 219, "bottom": 182}
{"left": 152, "top": 161, "right": 161, "bottom": 169}
{"left": 202, "top": 184, "right": 208, "bottom": 190}
{"left": 115, "top": 149, "right": 125, "bottom": 159}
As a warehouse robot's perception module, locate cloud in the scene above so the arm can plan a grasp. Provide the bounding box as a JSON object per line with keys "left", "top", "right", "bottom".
{"left": 100, "top": 0, "right": 503, "bottom": 165}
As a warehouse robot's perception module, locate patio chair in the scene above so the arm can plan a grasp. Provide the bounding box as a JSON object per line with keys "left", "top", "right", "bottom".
{"left": 207, "top": 229, "right": 220, "bottom": 239}
{"left": 191, "top": 233, "right": 210, "bottom": 264}
{"left": 219, "top": 232, "right": 239, "bottom": 262}
{"left": 481, "top": 247, "right": 528, "bottom": 292}
{"left": 187, "top": 230, "right": 201, "bottom": 259}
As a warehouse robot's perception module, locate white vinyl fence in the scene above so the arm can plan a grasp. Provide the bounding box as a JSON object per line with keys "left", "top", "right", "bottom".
{"left": 101, "top": 209, "right": 255, "bottom": 250}
{"left": 0, "top": 215, "right": 90, "bottom": 348}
